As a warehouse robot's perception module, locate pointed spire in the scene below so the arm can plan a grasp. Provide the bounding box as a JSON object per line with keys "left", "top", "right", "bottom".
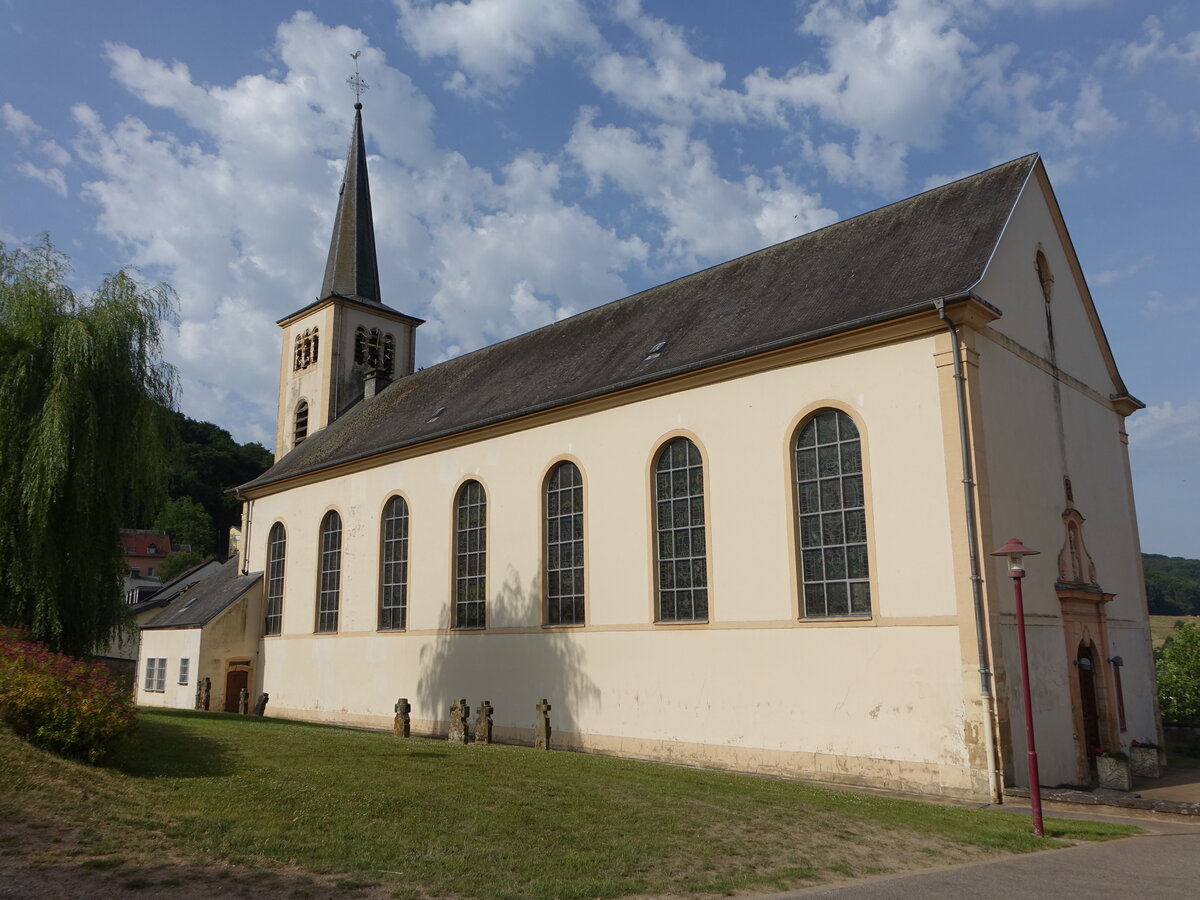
{"left": 320, "top": 102, "right": 381, "bottom": 305}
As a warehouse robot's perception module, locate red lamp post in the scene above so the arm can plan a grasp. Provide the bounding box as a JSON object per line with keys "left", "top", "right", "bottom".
{"left": 991, "top": 537, "right": 1044, "bottom": 837}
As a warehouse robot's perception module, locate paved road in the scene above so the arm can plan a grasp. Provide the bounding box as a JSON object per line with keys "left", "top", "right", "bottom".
{"left": 772, "top": 813, "right": 1200, "bottom": 899}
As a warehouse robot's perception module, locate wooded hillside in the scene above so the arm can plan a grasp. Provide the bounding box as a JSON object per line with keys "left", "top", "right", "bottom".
{"left": 1144, "top": 553, "right": 1200, "bottom": 616}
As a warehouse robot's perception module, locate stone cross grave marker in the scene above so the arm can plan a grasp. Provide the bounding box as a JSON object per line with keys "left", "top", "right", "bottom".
{"left": 394, "top": 697, "right": 411, "bottom": 738}
{"left": 448, "top": 698, "right": 470, "bottom": 743}
{"left": 534, "top": 698, "right": 552, "bottom": 750}
{"left": 238, "top": 687, "right": 249, "bottom": 715}
{"left": 474, "top": 700, "right": 493, "bottom": 744}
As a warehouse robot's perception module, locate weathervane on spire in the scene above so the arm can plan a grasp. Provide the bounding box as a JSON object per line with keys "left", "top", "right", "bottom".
{"left": 347, "top": 50, "right": 368, "bottom": 105}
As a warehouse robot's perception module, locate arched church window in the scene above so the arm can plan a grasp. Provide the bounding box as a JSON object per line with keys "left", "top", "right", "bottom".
{"left": 379, "top": 495, "right": 409, "bottom": 630}
{"left": 316, "top": 510, "right": 342, "bottom": 633}
{"left": 294, "top": 401, "right": 309, "bottom": 447}
{"left": 545, "top": 461, "right": 584, "bottom": 626}
{"left": 454, "top": 480, "right": 487, "bottom": 629}
{"left": 293, "top": 334, "right": 304, "bottom": 371}
{"left": 795, "top": 409, "right": 871, "bottom": 617}
{"left": 264, "top": 522, "right": 286, "bottom": 635}
{"left": 309, "top": 327, "right": 319, "bottom": 365}
{"left": 653, "top": 437, "right": 708, "bottom": 622}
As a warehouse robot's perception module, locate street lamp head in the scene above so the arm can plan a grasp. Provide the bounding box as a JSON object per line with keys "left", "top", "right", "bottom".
{"left": 990, "top": 537, "right": 1040, "bottom": 574}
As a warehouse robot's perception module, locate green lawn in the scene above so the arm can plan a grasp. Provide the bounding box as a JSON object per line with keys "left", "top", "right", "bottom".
{"left": 1, "top": 710, "right": 1136, "bottom": 899}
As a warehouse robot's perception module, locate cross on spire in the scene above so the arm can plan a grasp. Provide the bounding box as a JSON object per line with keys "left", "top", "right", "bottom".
{"left": 347, "top": 50, "right": 368, "bottom": 105}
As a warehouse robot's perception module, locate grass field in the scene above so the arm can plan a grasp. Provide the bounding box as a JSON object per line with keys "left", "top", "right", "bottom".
{"left": 1149, "top": 615, "right": 1198, "bottom": 647}
{"left": 0, "top": 710, "right": 1137, "bottom": 899}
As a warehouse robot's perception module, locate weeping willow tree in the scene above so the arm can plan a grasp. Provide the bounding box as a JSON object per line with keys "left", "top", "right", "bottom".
{"left": 0, "top": 236, "right": 177, "bottom": 656}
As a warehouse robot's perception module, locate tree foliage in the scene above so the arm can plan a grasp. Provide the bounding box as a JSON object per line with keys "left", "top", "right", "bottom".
{"left": 1156, "top": 621, "right": 1200, "bottom": 725}
{"left": 159, "top": 411, "right": 271, "bottom": 557}
{"left": 157, "top": 550, "right": 207, "bottom": 582}
{"left": 0, "top": 237, "right": 176, "bottom": 655}
{"left": 1143, "top": 554, "right": 1200, "bottom": 616}
{"left": 153, "top": 496, "right": 214, "bottom": 556}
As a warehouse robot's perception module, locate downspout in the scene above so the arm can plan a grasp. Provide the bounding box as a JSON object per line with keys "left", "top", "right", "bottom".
{"left": 234, "top": 486, "right": 252, "bottom": 576}
{"left": 935, "top": 293, "right": 1002, "bottom": 804}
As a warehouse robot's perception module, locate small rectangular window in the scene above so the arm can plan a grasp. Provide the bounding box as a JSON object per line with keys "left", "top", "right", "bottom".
{"left": 144, "top": 658, "right": 166, "bottom": 692}
{"left": 178, "top": 658, "right": 190, "bottom": 685}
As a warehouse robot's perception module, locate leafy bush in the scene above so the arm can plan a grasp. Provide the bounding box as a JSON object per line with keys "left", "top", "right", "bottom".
{"left": 0, "top": 627, "right": 136, "bottom": 762}
{"left": 1156, "top": 621, "right": 1200, "bottom": 725}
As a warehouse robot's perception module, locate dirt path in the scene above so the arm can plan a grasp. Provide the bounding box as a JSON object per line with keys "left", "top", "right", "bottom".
{"left": 0, "top": 820, "right": 399, "bottom": 899}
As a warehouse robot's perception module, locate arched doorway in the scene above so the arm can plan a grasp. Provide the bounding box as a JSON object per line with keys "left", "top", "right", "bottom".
{"left": 1076, "top": 643, "right": 1101, "bottom": 779}
{"left": 223, "top": 661, "right": 252, "bottom": 713}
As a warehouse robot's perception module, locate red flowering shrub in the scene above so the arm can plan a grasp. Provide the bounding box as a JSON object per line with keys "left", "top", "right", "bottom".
{"left": 0, "top": 627, "right": 136, "bottom": 763}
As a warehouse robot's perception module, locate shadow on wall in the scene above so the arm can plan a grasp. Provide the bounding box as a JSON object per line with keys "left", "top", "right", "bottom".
{"left": 416, "top": 566, "right": 600, "bottom": 739}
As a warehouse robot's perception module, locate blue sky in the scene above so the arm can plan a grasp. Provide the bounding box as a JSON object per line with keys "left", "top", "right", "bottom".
{"left": 1, "top": 0, "right": 1197, "bottom": 558}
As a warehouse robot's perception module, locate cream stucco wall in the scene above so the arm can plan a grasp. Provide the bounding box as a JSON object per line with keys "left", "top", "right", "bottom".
{"left": 244, "top": 329, "right": 992, "bottom": 795}
{"left": 136, "top": 628, "right": 201, "bottom": 708}
{"left": 972, "top": 174, "right": 1156, "bottom": 787}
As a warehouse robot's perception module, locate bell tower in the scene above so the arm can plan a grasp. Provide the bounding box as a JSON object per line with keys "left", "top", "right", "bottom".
{"left": 274, "top": 90, "right": 423, "bottom": 459}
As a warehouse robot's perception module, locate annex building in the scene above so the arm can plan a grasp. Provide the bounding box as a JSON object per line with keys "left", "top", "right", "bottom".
{"left": 137, "top": 102, "right": 1161, "bottom": 801}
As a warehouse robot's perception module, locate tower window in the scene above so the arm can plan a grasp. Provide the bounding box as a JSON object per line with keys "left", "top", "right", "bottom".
{"left": 294, "top": 401, "right": 309, "bottom": 447}
{"left": 293, "top": 328, "right": 319, "bottom": 371}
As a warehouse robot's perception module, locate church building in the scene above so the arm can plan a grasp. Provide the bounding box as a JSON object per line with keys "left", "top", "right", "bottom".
{"left": 137, "top": 101, "right": 1161, "bottom": 801}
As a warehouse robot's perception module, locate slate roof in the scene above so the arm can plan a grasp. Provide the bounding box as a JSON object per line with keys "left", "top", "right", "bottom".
{"left": 141, "top": 557, "right": 262, "bottom": 629}
{"left": 129, "top": 558, "right": 224, "bottom": 616}
{"left": 242, "top": 153, "right": 1038, "bottom": 493}
{"left": 320, "top": 102, "right": 382, "bottom": 306}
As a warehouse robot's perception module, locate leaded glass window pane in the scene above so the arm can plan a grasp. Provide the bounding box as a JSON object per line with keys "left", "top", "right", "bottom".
{"left": 454, "top": 481, "right": 486, "bottom": 628}
{"left": 654, "top": 437, "right": 708, "bottom": 622}
{"left": 380, "top": 496, "right": 409, "bottom": 630}
{"left": 795, "top": 410, "right": 871, "bottom": 617}
{"left": 545, "top": 462, "right": 585, "bottom": 626}
{"left": 316, "top": 512, "right": 341, "bottom": 633}
{"left": 264, "top": 522, "right": 285, "bottom": 635}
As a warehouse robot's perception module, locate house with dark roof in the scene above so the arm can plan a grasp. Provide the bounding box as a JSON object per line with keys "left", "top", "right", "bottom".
{"left": 136, "top": 558, "right": 262, "bottom": 711}
{"left": 137, "top": 101, "right": 1159, "bottom": 800}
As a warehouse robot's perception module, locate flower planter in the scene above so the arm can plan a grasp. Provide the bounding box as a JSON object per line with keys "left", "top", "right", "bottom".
{"left": 1096, "top": 755, "right": 1132, "bottom": 791}
{"left": 1130, "top": 745, "right": 1161, "bottom": 778}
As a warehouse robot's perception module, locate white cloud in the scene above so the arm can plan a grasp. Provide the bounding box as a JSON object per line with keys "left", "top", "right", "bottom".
{"left": 395, "top": 0, "right": 601, "bottom": 95}
{"left": 567, "top": 111, "right": 835, "bottom": 269}
{"left": 590, "top": 0, "right": 746, "bottom": 124}
{"left": 1093, "top": 256, "right": 1151, "bottom": 287}
{"left": 57, "top": 12, "right": 658, "bottom": 449}
{"left": 1129, "top": 401, "right": 1200, "bottom": 460}
{"left": 975, "top": 73, "right": 1120, "bottom": 166}
{"left": 1107, "top": 16, "right": 1200, "bottom": 71}
{"left": 16, "top": 161, "right": 66, "bottom": 196}
{"left": 1, "top": 102, "right": 39, "bottom": 142}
